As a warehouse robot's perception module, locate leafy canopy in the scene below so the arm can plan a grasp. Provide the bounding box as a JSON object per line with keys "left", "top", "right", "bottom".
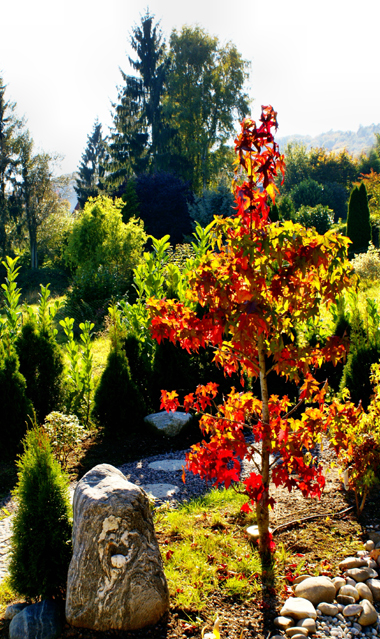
{"left": 65, "top": 195, "right": 146, "bottom": 278}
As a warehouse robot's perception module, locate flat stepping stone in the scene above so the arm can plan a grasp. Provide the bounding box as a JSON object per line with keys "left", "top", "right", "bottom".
{"left": 148, "top": 460, "right": 186, "bottom": 471}
{"left": 142, "top": 483, "right": 179, "bottom": 499}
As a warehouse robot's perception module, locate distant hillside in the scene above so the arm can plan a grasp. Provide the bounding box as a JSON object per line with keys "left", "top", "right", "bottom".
{"left": 278, "top": 123, "right": 380, "bottom": 157}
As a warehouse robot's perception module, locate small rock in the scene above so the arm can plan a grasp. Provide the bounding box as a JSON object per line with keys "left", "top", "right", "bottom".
{"left": 9, "top": 600, "right": 63, "bottom": 639}
{"left": 353, "top": 623, "right": 362, "bottom": 631}
{"left": 358, "top": 600, "right": 378, "bottom": 627}
{"left": 286, "top": 628, "right": 308, "bottom": 637}
{"left": 271, "top": 636, "right": 285, "bottom": 639}
{"left": 357, "top": 551, "right": 368, "bottom": 558}
{"left": 356, "top": 583, "right": 374, "bottom": 603}
{"left": 337, "top": 595, "right": 356, "bottom": 606}
{"left": 366, "top": 560, "right": 378, "bottom": 570}
{"left": 318, "top": 603, "right": 339, "bottom": 616}
{"left": 297, "top": 618, "right": 317, "bottom": 633}
{"left": 346, "top": 569, "right": 378, "bottom": 583}
{"left": 365, "top": 579, "right": 380, "bottom": 602}
{"left": 246, "top": 525, "right": 273, "bottom": 541}
{"left": 275, "top": 616, "right": 295, "bottom": 630}
{"left": 365, "top": 541, "right": 376, "bottom": 552}
{"left": 333, "top": 577, "right": 346, "bottom": 592}
{"left": 343, "top": 605, "right": 364, "bottom": 617}
{"left": 294, "top": 575, "right": 313, "bottom": 585}
{"left": 339, "top": 585, "right": 361, "bottom": 602}
{"left": 281, "top": 598, "right": 317, "bottom": 620}
{"left": 340, "top": 558, "right": 369, "bottom": 571}
{"left": 287, "top": 635, "right": 309, "bottom": 639}
{"left": 295, "top": 577, "right": 336, "bottom": 605}
{"left": 336, "top": 613, "right": 345, "bottom": 622}
{"left": 347, "top": 577, "right": 359, "bottom": 587}
{"left": 4, "top": 603, "right": 28, "bottom": 620}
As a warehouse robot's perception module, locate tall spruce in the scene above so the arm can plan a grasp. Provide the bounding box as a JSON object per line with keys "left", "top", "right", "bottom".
{"left": 347, "top": 183, "right": 372, "bottom": 252}
{"left": 107, "top": 11, "right": 168, "bottom": 187}
{"left": 75, "top": 120, "right": 109, "bottom": 209}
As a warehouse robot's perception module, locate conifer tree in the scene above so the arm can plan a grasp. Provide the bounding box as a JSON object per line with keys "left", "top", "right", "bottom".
{"left": 347, "top": 183, "right": 372, "bottom": 252}
{"left": 75, "top": 120, "right": 109, "bottom": 208}
{"left": 107, "top": 11, "right": 168, "bottom": 187}
{"left": 9, "top": 427, "right": 72, "bottom": 600}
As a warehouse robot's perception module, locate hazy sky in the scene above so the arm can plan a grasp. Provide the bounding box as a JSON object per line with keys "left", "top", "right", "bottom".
{"left": 1, "top": 0, "right": 379, "bottom": 174}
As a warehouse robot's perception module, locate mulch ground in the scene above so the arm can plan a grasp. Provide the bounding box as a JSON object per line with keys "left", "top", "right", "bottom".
{"left": 1, "top": 433, "right": 379, "bottom": 639}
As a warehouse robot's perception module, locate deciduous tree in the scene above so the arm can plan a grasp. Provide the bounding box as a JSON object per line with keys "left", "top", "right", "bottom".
{"left": 162, "top": 26, "right": 250, "bottom": 192}
{"left": 148, "top": 106, "right": 353, "bottom": 561}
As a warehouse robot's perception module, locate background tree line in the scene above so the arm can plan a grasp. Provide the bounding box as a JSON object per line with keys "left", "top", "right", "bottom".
{"left": 2, "top": 8, "right": 380, "bottom": 281}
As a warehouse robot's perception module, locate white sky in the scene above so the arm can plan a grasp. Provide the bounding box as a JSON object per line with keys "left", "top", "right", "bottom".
{"left": 1, "top": 0, "right": 379, "bottom": 175}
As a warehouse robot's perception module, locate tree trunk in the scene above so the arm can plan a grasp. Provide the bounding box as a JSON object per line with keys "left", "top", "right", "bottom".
{"left": 256, "top": 332, "right": 272, "bottom": 565}
{"left": 28, "top": 220, "right": 38, "bottom": 269}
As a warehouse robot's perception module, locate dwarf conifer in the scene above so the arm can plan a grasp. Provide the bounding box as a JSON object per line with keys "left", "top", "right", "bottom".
{"left": 9, "top": 427, "right": 72, "bottom": 600}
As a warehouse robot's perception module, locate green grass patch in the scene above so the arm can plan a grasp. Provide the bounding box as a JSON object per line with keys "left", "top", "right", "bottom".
{"left": 154, "top": 487, "right": 262, "bottom": 611}
{"left": 0, "top": 578, "right": 18, "bottom": 616}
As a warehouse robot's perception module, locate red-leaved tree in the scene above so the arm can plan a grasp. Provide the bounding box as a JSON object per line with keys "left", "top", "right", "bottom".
{"left": 147, "top": 106, "right": 354, "bottom": 561}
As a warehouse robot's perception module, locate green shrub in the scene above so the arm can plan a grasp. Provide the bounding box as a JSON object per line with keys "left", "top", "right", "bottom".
{"left": 92, "top": 348, "right": 146, "bottom": 438}
{"left": 351, "top": 243, "right": 380, "bottom": 281}
{"left": 43, "top": 411, "right": 87, "bottom": 470}
{"left": 9, "top": 427, "right": 72, "bottom": 600}
{"left": 341, "top": 344, "right": 380, "bottom": 409}
{"left": 294, "top": 204, "right": 334, "bottom": 234}
{"left": 0, "top": 343, "right": 34, "bottom": 460}
{"left": 15, "top": 319, "right": 64, "bottom": 423}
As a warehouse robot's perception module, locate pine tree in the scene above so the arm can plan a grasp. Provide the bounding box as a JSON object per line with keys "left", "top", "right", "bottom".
{"left": 107, "top": 11, "right": 168, "bottom": 187}
{"left": 75, "top": 120, "right": 109, "bottom": 209}
{"left": 347, "top": 183, "right": 372, "bottom": 252}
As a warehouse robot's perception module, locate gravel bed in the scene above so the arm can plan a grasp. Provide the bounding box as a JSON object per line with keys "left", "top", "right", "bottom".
{"left": 314, "top": 606, "right": 380, "bottom": 639}
{"left": 117, "top": 436, "right": 336, "bottom": 507}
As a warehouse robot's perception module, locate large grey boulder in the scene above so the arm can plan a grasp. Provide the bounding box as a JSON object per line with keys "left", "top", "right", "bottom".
{"left": 65, "top": 464, "right": 169, "bottom": 631}
{"left": 9, "top": 600, "right": 62, "bottom": 639}
{"left": 294, "top": 576, "right": 335, "bottom": 605}
{"left": 144, "top": 411, "right": 192, "bottom": 437}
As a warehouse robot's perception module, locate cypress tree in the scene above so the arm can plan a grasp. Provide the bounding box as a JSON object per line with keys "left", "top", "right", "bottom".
{"left": 75, "top": 120, "right": 109, "bottom": 209}
{"left": 92, "top": 348, "right": 146, "bottom": 438}
{"left": 9, "top": 427, "right": 72, "bottom": 600}
{"left": 0, "top": 343, "right": 34, "bottom": 460}
{"left": 346, "top": 183, "right": 371, "bottom": 252}
{"left": 16, "top": 318, "right": 64, "bottom": 423}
